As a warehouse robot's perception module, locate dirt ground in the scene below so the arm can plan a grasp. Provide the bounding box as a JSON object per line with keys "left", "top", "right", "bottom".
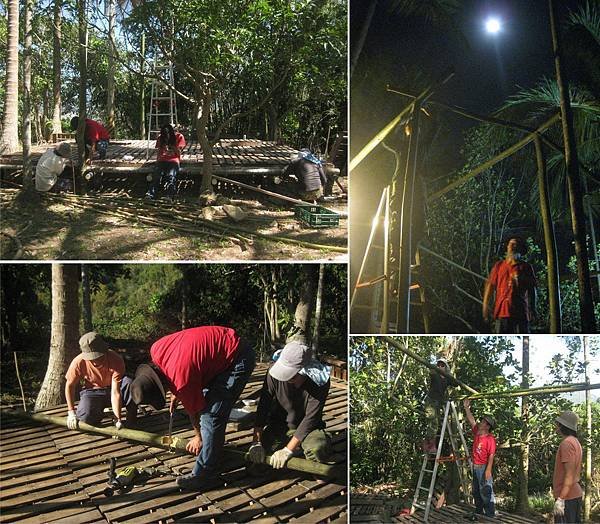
{"left": 0, "top": 187, "right": 347, "bottom": 261}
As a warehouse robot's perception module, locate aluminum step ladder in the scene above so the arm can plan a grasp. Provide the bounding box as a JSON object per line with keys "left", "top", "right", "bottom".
{"left": 411, "top": 400, "right": 472, "bottom": 522}
{"left": 146, "top": 62, "right": 179, "bottom": 159}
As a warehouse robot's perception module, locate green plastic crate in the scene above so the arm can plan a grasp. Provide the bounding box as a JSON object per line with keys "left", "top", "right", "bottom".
{"left": 294, "top": 205, "right": 340, "bottom": 228}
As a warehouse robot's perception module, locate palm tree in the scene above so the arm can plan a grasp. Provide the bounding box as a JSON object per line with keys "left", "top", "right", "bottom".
{"left": 0, "top": 0, "right": 20, "bottom": 154}
{"left": 52, "top": 0, "right": 63, "bottom": 135}
{"left": 22, "top": 0, "right": 33, "bottom": 188}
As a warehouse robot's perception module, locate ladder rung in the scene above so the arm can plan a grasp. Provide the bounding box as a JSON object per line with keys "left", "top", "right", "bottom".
{"left": 418, "top": 487, "right": 429, "bottom": 491}
{"left": 150, "top": 113, "right": 176, "bottom": 117}
{"left": 413, "top": 503, "right": 424, "bottom": 510}
{"left": 423, "top": 469, "right": 434, "bottom": 473}
{"left": 153, "top": 97, "right": 174, "bottom": 100}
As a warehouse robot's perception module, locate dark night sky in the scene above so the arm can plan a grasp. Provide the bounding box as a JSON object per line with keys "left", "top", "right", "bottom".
{"left": 349, "top": 0, "right": 585, "bottom": 282}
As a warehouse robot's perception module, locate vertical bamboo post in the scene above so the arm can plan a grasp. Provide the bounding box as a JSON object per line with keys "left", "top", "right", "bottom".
{"left": 517, "top": 336, "right": 530, "bottom": 512}
{"left": 583, "top": 336, "right": 591, "bottom": 522}
{"left": 395, "top": 104, "right": 421, "bottom": 333}
{"left": 381, "top": 186, "right": 390, "bottom": 333}
{"left": 534, "top": 135, "right": 561, "bottom": 333}
{"left": 548, "top": 0, "right": 596, "bottom": 333}
{"left": 415, "top": 247, "right": 430, "bottom": 334}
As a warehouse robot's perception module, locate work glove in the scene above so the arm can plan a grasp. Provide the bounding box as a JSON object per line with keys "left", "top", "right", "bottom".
{"left": 67, "top": 410, "right": 78, "bottom": 430}
{"left": 115, "top": 420, "right": 123, "bottom": 430}
{"left": 247, "top": 442, "right": 266, "bottom": 464}
{"left": 270, "top": 447, "right": 293, "bottom": 469}
{"left": 554, "top": 498, "right": 565, "bottom": 516}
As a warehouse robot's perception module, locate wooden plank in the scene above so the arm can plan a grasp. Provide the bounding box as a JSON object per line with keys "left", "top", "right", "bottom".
{"left": 291, "top": 494, "right": 346, "bottom": 522}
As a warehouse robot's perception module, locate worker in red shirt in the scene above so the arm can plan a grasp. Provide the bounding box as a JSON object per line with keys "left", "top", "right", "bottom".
{"left": 145, "top": 123, "right": 186, "bottom": 200}
{"left": 482, "top": 236, "right": 536, "bottom": 334}
{"left": 70, "top": 116, "right": 110, "bottom": 163}
{"left": 130, "top": 326, "right": 255, "bottom": 491}
{"left": 463, "top": 399, "right": 496, "bottom": 518}
{"left": 553, "top": 411, "right": 583, "bottom": 523}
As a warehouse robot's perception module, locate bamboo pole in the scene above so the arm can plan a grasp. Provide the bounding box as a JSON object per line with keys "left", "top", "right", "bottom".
{"left": 428, "top": 113, "right": 560, "bottom": 201}
{"left": 534, "top": 135, "right": 561, "bottom": 333}
{"left": 455, "top": 382, "right": 600, "bottom": 401}
{"left": 382, "top": 336, "right": 479, "bottom": 395}
{"left": 13, "top": 352, "right": 27, "bottom": 411}
{"left": 381, "top": 186, "right": 390, "bottom": 334}
{"left": 4, "top": 410, "right": 344, "bottom": 478}
{"left": 419, "top": 244, "right": 486, "bottom": 282}
{"left": 583, "top": 337, "right": 592, "bottom": 522}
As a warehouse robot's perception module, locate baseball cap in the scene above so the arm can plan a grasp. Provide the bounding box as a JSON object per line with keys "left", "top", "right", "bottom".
{"left": 79, "top": 332, "right": 109, "bottom": 360}
{"left": 269, "top": 341, "right": 312, "bottom": 382}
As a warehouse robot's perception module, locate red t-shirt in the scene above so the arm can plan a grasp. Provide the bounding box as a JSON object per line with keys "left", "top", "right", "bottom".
{"left": 471, "top": 425, "right": 496, "bottom": 465}
{"left": 85, "top": 119, "right": 110, "bottom": 143}
{"left": 488, "top": 259, "right": 536, "bottom": 320}
{"left": 156, "top": 132, "right": 186, "bottom": 164}
{"left": 150, "top": 326, "right": 241, "bottom": 415}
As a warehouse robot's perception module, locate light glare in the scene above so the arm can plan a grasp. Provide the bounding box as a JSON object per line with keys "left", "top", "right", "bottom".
{"left": 485, "top": 17, "right": 501, "bottom": 34}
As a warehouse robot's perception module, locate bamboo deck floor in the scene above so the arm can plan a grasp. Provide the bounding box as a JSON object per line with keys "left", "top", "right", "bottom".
{"left": 0, "top": 139, "right": 297, "bottom": 174}
{"left": 0, "top": 365, "right": 348, "bottom": 523}
{"left": 350, "top": 495, "right": 541, "bottom": 523}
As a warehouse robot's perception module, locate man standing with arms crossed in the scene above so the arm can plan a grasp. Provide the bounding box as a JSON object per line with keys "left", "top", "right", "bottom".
{"left": 463, "top": 399, "right": 496, "bottom": 519}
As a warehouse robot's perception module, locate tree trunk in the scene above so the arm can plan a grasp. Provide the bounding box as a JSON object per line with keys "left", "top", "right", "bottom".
{"left": 516, "top": 336, "right": 530, "bottom": 513}
{"left": 288, "top": 265, "right": 319, "bottom": 344}
{"left": 76, "top": 0, "right": 88, "bottom": 176}
{"left": 534, "top": 137, "right": 561, "bottom": 333}
{"left": 35, "top": 264, "right": 80, "bottom": 410}
{"left": 81, "top": 265, "right": 93, "bottom": 332}
{"left": 548, "top": 0, "right": 596, "bottom": 333}
{"left": 139, "top": 33, "right": 146, "bottom": 139}
{"left": 52, "top": 0, "right": 62, "bottom": 135}
{"left": 311, "top": 264, "right": 325, "bottom": 355}
{"left": 0, "top": 0, "right": 20, "bottom": 154}
{"left": 583, "top": 336, "right": 592, "bottom": 522}
{"left": 22, "top": 0, "right": 33, "bottom": 189}
{"left": 181, "top": 266, "right": 190, "bottom": 330}
{"left": 105, "top": 0, "right": 116, "bottom": 135}
{"left": 350, "top": 0, "right": 377, "bottom": 78}
{"left": 196, "top": 86, "right": 215, "bottom": 195}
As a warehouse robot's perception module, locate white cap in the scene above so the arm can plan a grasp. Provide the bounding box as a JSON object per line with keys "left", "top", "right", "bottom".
{"left": 269, "top": 341, "right": 311, "bottom": 382}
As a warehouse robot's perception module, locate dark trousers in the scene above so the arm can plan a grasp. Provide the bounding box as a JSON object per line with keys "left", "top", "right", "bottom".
{"left": 261, "top": 421, "right": 333, "bottom": 463}
{"left": 556, "top": 498, "right": 582, "bottom": 524}
{"left": 192, "top": 342, "right": 256, "bottom": 478}
{"left": 472, "top": 464, "right": 495, "bottom": 517}
{"left": 146, "top": 161, "right": 179, "bottom": 199}
{"left": 76, "top": 376, "right": 136, "bottom": 426}
{"left": 496, "top": 317, "right": 529, "bottom": 334}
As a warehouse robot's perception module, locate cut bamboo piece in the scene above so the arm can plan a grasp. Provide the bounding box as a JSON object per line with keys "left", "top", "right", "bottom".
{"left": 4, "top": 410, "right": 344, "bottom": 478}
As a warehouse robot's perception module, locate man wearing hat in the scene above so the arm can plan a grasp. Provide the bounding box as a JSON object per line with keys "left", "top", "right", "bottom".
{"left": 423, "top": 357, "right": 458, "bottom": 454}
{"left": 65, "top": 332, "right": 135, "bottom": 429}
{"left": 35, "top": 142, "right": 72, "bottom": 192}
{"left": 553, "top": 410, "right": 583, "bottom": 523}
{"left": 463, "top": 399, "right": 497, "bottom": 518}
{"left": 141, "top": 326, "right": 255, "bottom": 491}
{"left": 282, "top": 149, "right": 328, "bottom": 202}
{"left": 247, "top": 340, "right": 333, "bottom": 471}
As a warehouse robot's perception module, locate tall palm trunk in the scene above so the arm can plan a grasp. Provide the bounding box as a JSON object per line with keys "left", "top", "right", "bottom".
{"left": 22, "top": 0, "right": 33, "bottom": 188}
{"left": 311, "top": 264, "right": 325, "bottom": 355}
{"left": 583, "top": 336, "right": 592, "bottom": 522}
{"left": 288, "top": 265, "right": 319, "bottom": 344}
{"left": 106, "top": 0, "right": 116, "bottom": 135}
{"left": 81, "top": 265, "right": 93, "bottom": 332}
{"left": 35, "top": 264, "right": 80, "bottom": 410}
{"left": 52, "top": 0, "right": 63, "bottom": 135}
{"left": 548, "top": 0, "right": 596, "bottom": 333}
{"left": 0, "top": 0, "right": 20, "bottom": 154}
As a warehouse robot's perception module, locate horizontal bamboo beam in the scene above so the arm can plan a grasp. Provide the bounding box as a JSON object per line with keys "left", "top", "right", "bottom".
{"left": 4, "top": 410, "right": 344, "bottom": 478}
{"left": 456, "top": 382, "right": 600, "bottom": 400}
{"left": 382, "top": 336, "right": 479, "bottom": 395}
{"left": 428, "top": 113, "right": 561, "bottom": 201}
{"left": 418, "top": 244, "right": 486, "bottom": 282}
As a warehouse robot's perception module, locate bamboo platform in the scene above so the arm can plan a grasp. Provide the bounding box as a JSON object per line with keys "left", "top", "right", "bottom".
{"left": 0, "top": 138, "right": 298, "bottom": 175}
{"left": 0, "top": 364, "right": 348, "bottom": 523}
{"left": 350, "top": 494, "right": 542, "bottom": 523}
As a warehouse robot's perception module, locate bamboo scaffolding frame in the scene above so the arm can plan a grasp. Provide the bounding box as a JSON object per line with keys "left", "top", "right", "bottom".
{"left": 3, "top": 410, "right": 345, "bottom": 478}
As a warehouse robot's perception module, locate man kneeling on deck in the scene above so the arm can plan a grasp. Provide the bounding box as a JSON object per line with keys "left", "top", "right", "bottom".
{"left": 282, "top": 149, "right": 328, "bottom": 202}
{"left": 131, "top": 326, "right": 256, "bottom": 491}
{"left": 65, "top": 332, "right": 137, "bottom": 430}
{"left": 463, "top": 399, "right": 497, "bottom": 520}
{"left": 247, "top": 339, "right": 333, "bottom": 471}
{"left": 35, "top": 142, "right": 72, "bottom": 192}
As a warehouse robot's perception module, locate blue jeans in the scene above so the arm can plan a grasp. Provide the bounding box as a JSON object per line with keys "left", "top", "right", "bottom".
{"left": 147, "top": 161, "right": 179, "bottom": 199}
{"left": 192, "top": 342, "right": 256, "bottom": 478}
{"left": 76, "top": 376, "right": 136, "bottom": 426}
{"left": 472, "top": 464, "right": 495, "bottom": 516}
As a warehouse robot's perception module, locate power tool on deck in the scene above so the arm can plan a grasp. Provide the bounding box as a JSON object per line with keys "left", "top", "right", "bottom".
{"left": 103, "top": 457, "right": 165, "bottom": 497}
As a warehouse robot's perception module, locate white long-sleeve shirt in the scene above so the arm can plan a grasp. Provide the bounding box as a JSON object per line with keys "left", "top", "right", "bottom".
{"left": 35, "top": 149, "right": 68, "bottom": 191}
